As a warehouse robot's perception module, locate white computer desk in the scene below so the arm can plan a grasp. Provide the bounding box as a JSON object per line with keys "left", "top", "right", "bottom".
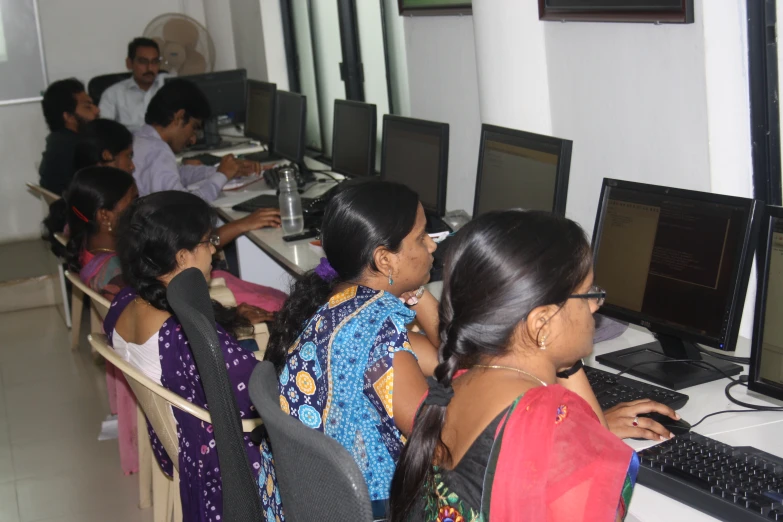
{"left": 209, "top": 149, "right": 783, "bottom": 521}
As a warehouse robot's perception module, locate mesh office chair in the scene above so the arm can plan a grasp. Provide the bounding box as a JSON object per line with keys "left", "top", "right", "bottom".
{"left": 88, "top": 72, "right": 131, "bottom": 105}
{"left": 166, "top": 268, "right": 265, "bottom": 522}
{"left": 248, "top": 361, "right": 376, "bottom": 522}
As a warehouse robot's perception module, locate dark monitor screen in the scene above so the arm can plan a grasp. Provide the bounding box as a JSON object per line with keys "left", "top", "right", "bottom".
{"left": 749, "top": 208, "right": 783, "bottom": 401}
{"left": 173, "top": 69, "right": 247, "bottom": 122}
{"left": 381, "top": 115, "right": 449, "bottom": 215}
{"left": 592, "top": 179, "right": 758, "bottom": 350}
{"left": 273, "top": 91, "right": 306, "bottom": 163}
{"left": 245, "top": 80, "right": 276, "bottom": 143}
{"left": 331, "top": 100, "right": 377, "bottom": 178}
{"left": 473, "top": 125, "right": 572, "bottom": 217}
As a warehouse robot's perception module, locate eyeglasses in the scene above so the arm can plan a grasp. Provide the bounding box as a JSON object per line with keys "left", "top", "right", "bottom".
{"left": 199, "top": 235, "right": 220, "bottom": 248}
{"left": 568, "top": 285, "right": 606, "bottom": 308}
{"left": 134, "top": 57, "right": 161, "bottom": 66}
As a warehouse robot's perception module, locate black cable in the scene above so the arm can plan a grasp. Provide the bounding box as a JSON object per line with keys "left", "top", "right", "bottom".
{"left": 615, "top": 358, "right": 744, "bottom": 384}
{"left": 689, "top": 408, "right": 774, "bottom": 429}
{"left": 697, "top": 345, "right": 751, "bottom": 364}
{"left": 311, "top": 170, "right": 341, "bottom": 182}
{"left": 724, "top": 379, "right": 783, "bottom": 410}
{"left": 685, "top": 378, "right": 783, "bottom": 429}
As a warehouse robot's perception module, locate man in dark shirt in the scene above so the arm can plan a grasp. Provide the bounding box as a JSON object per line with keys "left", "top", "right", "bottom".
{"left": 38, "top": 79, "right": 100, "bottom": 195}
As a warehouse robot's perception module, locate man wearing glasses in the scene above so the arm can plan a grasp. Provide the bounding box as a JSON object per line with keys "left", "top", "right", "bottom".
{"left": 99, "top": 38, "right": 168, "bottom": 132}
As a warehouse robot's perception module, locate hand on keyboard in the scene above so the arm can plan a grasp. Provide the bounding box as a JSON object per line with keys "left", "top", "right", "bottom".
{"left": 238, "top": 208, "right": 281, "bottom": 231}
{"left": 604, "top": 399, "right": 680, "bottom": 441}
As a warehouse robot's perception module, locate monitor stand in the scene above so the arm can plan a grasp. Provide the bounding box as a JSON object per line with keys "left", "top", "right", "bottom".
{"left": 189, "top": 118, "right": 228, "bottom": 151}
{"left": 425, "top": 211, "right": 452, "bottom": 234}
{"left": 595, "top": 333, "right": 742, "bottom": 390}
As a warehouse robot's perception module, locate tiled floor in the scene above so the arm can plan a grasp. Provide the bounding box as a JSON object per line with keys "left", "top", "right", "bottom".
{"left": 0, "top": 306, "right": 153, "bottom": 522}
{"left": 0, "top": 239, "right": 57, "bottom": 283}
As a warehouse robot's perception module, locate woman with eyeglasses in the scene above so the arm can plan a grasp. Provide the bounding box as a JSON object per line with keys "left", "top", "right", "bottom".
{"left": 104, "top": 191, "right": 284, "bottom": 521}
{"left": 389, "top": 210, "right": 676, "bottom": 522}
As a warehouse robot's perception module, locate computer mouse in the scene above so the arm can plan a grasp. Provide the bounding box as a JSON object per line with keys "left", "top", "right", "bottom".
{"left": 640, "top": 412, "right": 692, "bottom": 436}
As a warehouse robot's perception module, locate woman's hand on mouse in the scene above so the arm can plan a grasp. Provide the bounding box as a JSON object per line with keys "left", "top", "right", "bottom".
{"left": 604, "top": 399, "right": 680, "bottom": 441}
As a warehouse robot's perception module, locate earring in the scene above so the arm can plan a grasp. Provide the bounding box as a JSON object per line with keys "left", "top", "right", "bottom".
{"left": 106, "top": 222, "right": 112, "bottom": 232}
{"left": 539, "top": 335, "right": 547, "bottom": 350}
{"left": 388, "top": 270, "right": 394, "bottom": 286}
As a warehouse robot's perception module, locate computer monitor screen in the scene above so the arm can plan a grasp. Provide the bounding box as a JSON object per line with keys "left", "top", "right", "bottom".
{"left": 273, "top": 91, "right": 306, "bottom": 163}
{"left": 381, "top": 115, "right": 449, "bottom": 215}
{"left": 173, "top": 69, "right": 247, "bottom": 122}
{"left": 749, "top": 207, "right": 783, "bottom": 401}
{"left": 331, "top": 100, "right": 377, "bottom": 178}
{"left": 245, "top": 80, "right": 276, "bottom": 143}
{"left": 593, "top": 179, "right": 760, "bottom": 389}
{"left": 473, "top": 125, "right": 572, "bottom": 217}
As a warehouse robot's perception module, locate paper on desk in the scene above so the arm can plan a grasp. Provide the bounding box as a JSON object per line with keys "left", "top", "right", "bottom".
{"left": 212, "top": 189, "right": 276, "bottom": 208}
{"left": 98, "top": 414, "right": 118, "bottom": 441}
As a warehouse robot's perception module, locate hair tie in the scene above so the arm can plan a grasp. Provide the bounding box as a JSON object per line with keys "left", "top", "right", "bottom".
{"left": 424, "top": 376, "right": 454, "bottom": 407}
{"left": 314, "top": 257, "right": 338, "bottom": 282}
{"left": 71, "top": 206, "right": 90, "bottom": 223}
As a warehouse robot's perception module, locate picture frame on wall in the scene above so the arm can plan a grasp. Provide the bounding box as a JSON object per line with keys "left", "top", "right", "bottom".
{"left": 398, "top": 0, "right": 472, "bottom": 16}
{"left": 538, "top": 0, "right": 694, "bottom": 24}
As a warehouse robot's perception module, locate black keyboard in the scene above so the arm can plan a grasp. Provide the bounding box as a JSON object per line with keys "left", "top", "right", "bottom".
{"left": 638, "top": 432, "right": 783, "bottom": 521}
{"left": 185, "top": 153, "right": 222, "bottom": 166}
{"left": 584, "top": 365, "right": 689, "bottom": 411}
{"left": 233, "top": 194, "right": 316, "bottom": 213}
{"left": 241, "top": 150, "right": 281, "bottom": 163}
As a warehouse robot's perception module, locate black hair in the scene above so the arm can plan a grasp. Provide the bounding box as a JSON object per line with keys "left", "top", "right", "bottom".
{"left": 127, "top": 37, "right": 160, "bottom": 60}
{"left": 63, "top": 166, "right": 135, "bottom": 271}
{"left": 265, "top": 180, "right": 420, "bottom": 371}
{"left": 145, "top": 79, "right": 211, "bottom": 127}
{"left": 388, "top": 210, "right": 593, "bottom": 521}
{"left": 74, "top": 119, "right": 133, "bottom": 172}
{"left": 116, "top": 191, "right": 251, "bottom": 339}
{"left": 42, "top": 78, "right": 85, "bottom": 132}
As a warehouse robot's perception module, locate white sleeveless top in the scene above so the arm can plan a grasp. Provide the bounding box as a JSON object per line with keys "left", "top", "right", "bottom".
{"left": 111, "top": 330, "right": 164, "bottom": 385}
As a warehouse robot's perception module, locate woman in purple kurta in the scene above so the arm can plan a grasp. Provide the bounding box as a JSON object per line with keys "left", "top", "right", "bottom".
{"left": 108, "top": 191, "right": 284, "bottom": 521}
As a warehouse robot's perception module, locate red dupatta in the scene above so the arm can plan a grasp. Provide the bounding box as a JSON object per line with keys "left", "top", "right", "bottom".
{"left": 485, "top": 384, "right": 638, "bottom": 521}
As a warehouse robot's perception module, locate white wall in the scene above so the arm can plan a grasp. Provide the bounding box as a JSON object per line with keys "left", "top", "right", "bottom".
{"left": 228, "top": 0, "right": 268, "bottom": 80}
{"left": 472, "top": 1, "right": 551, "bottom": 134}
{"left": 204, "top": 0, "right": 238, "bottom": 71}
{"left": 403, "top": 15, "right": 481, "bottom": 213}
{"left": 259, "top": 0, "right": 289, "bottom": 89}
{"left": 545, "top": 4, "right": 712, "bottom": 232}
{"left": 0, "top": 0, "right": 205, "bottom": 243}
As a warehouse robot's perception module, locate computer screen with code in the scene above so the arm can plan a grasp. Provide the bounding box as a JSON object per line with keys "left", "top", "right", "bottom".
{"left": 758, "top": 217, "right": 783, "bottom": 385}
{"left": 475, "top": 132, "right": 558, "bottom": 215}
{"left": 245, "top": 81, "right": 275, "bottom": 143}
{"left": 594, "top": 187, "right": 747, "bottom": 341}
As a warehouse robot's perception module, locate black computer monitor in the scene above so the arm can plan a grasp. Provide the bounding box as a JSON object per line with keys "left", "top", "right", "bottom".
{"left": 331, "top": 100, "right": 377, "bottom": 178}
{"left": 749, "top": 206, "right": 783, "bottom": 402}
{"left": 593, "top": 179, "right": 761, "bottom": 389}
{"left": 273, "top": 90, "right": 307, "bottom": 164}
{"left": 245, "top": 80, "right": 276, "bottom": 144}
{"left": 473, "top": 125, "right": 572, "bottom": 217}
{"left": 380, "top": 115, "right": 449, "bottom": 216}
{"left": 172, "top": 69, "right": 247, "bottom": 122}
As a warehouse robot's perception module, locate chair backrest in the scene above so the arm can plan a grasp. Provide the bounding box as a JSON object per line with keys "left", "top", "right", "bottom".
{"left": 89, "top": 334, "right": 263, "bottom": 470}
{"left": 248, "top": 361, "right": 374, "bottom": 522}
{"left": 167, "top": 268, "right": 265, "bottom": 522}
{"left": 64, "top": 270, "right": 110, "bottom": 316}
{"left": 88, "top": 72, "right": 132, "bottom": 105}
{"left": 26, "top": 182, "right": 61, "bottom": 205}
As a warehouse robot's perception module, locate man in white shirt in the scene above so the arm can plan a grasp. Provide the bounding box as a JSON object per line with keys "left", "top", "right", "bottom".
{"left": 99, "top": 38, "right": 168, "bottom": 132}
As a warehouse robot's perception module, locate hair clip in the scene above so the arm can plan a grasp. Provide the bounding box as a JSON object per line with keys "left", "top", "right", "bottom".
{"left": 71, "top": 206, "right": 90, "bottom": 223}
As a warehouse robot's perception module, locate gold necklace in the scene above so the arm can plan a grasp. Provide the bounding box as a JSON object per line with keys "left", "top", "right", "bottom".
{"left": 473, "top": 364, "right": 548, "bottom": 387}
{"left": 89, "top": 247, "right": 115, "bottom": 254}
